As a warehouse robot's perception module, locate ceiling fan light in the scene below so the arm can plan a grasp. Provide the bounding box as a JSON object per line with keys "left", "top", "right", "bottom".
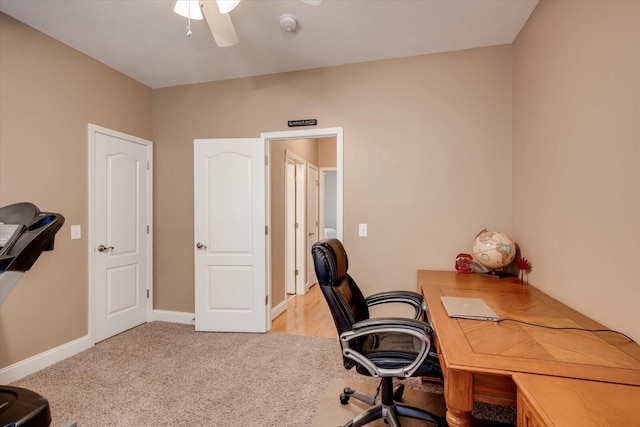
{"left": 174, "top": 0, "right": 203, "bottom": 20}
{"left": 216, "top": 0, "right": 241, "bottom": 14}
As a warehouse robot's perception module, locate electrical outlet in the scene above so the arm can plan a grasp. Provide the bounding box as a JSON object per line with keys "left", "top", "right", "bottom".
{"left": 358, "top": 224, "right": 368, "bottom": 237}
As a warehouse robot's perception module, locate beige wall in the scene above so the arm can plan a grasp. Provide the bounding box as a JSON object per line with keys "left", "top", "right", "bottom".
{"left": 318, "top": 136, "right": 337, "bottom": 168}
{"left": 4, "top": 0, "right": 637, "bottom": 376}
{"left": 0, "top": 14, "right": 153, "bottom": 368}
{"left": 3, "top": 0, "right": 638, "bottom": 377}
{"left": 153, "top": 45, "right": 513, "bottom": 313}
{"left": 512, "top": 0, "right": 640, "bottom": 341}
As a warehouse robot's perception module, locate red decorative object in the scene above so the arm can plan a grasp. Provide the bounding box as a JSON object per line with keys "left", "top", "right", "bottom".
{"left": 455, "top": 253, "right": 473, "bottom": 274}
{"left": 516, "top": 256, "right": 532, "bottom": 284}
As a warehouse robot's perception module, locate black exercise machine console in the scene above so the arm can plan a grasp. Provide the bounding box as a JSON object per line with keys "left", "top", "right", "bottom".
{"left": 1, "top": 202, "right": 65, "bottom": 427}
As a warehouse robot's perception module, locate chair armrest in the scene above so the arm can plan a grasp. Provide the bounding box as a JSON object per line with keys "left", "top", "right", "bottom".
{"left": 353, "top": 317, "right": 437, "bottom": 355}
{"left": 351, "top": 316, "right": 432, "bottom": 334}
{"left": 339, "top": 317, "right": 432, "bottom": 378}
{"left": 366, "top": 291, "right": 425, "bottom": 320}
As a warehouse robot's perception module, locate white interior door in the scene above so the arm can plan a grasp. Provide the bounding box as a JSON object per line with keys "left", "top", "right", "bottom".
{"left": 307, "top": 164, "right": 319, "bottom": 287}
{"left": 284, "top": 151, "right": 306, "bottom": 295}
{"left": 285, "top": 161, "right": 296, "bottom": 294}
{"left": 194, "top": 138, "right": 266, "bottom": 332}
{"left": 294, "top": 161, "right": 306, "bottom": 294}
{"left": 91, "top": 125, "right": 152, "bottom": 343}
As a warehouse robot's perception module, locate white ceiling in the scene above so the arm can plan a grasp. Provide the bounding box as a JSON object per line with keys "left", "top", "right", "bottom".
{"left": 0, "top": 0, "right": 538, "bottom": 89}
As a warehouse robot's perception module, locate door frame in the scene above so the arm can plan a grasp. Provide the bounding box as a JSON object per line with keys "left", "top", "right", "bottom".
{"left": 87, "top": 123, "right": 153, "bottom": 345}
{"left": 262, "top": 127, "right": 343, "bottom": 326}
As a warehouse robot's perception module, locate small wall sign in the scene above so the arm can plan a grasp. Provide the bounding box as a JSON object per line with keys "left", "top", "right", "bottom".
{"left": 288, "top": 119, "right": 317, "bottom": 127}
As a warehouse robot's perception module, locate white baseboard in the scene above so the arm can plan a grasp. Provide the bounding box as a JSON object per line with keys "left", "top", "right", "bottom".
{"left": 271, "top": 298, "right": 287, "bottom": 320}
{"left": 0, "top": 311, "right": 195, "bottom": 383}
{"left": 150, "top": 309, "right": 195, "bottom": 325}
{"left": 0, "top": 334, "right": 92, "bottom": 384}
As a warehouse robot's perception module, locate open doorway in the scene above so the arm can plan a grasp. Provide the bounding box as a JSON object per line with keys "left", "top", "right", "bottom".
{"left": 262, "top": 127, "right": 343, "bottom": 324}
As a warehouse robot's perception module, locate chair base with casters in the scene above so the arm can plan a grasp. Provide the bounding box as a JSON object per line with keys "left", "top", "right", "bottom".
{"left": 311, "top": 238, "right": 447, "bottom": 427}
{"left": 339, "top": 377, "right": 446, "bottom": 427}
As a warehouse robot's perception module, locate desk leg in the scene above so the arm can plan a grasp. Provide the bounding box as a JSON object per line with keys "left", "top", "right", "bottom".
{"left": 444, "top": 369, "right": 473, "bottom": 427}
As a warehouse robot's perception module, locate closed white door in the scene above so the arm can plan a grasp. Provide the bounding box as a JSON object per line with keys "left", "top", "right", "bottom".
{"left": 307, "top": 164, "right": 319, "bottom": 286}
{"left": 91, "top": 125, "right": 152, "bottom": 343}
{"left": 194, "top": 138, "right": 266, "bottom": 332}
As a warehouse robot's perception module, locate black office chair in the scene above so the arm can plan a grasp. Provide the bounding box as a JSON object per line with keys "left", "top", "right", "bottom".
{"left": 311, "top": 238, "right": 446, "bottom": 427}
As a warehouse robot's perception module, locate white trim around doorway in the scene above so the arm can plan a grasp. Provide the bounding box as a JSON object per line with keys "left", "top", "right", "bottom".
{"left": 261, "top": 127, "right": 344, "bottom": 327}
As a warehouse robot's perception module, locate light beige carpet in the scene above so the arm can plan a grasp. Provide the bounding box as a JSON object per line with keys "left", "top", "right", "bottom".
{"left": 9, "top": 322, "right": 514, "bottom": 426}
{"left": 10, "top": 322, "right": 357, "bottom": 426}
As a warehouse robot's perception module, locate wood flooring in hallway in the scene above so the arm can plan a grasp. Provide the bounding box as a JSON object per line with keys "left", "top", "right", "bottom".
{"left": 271, "top": 284, "right": 337, "bottom": 339}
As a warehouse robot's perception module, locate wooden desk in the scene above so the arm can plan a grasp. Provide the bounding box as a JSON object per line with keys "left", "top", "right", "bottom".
{"left": 418, "top": 270, "right": 640, "bottom": 427}
{"left": 514, "top": 373, "right": 640, "bottom": 426}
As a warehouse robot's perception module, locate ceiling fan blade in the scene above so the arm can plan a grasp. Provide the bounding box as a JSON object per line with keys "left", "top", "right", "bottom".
{"left": 200, "top": 0, "right": 239, "bottom": 47}
{"left": 300, "top": 0, "right": 322, "bottom": 5}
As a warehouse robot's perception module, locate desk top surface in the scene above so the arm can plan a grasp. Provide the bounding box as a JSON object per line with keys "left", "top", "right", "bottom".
{"left": 418, "top": 270, "right": 640, "bottom": 386}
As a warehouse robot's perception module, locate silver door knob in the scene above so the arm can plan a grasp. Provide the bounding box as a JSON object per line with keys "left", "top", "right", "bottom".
{"left": 196, "top": 242, "right": 207, "bottom": 249}
{"left": 97, "top": 245, "right": 114, "bottom": 252}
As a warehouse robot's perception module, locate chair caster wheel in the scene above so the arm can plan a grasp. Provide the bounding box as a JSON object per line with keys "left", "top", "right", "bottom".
{"left": 340, "top": 387, "right": 355, "bottom": 405}
{"left": 340, "top": 393, "right": 350, "bottom": 404}
{"left": 393, "top": 384, "right": 405, "bottom": 401}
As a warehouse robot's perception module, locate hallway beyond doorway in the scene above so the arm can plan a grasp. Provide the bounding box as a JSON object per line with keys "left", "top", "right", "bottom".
{"left": 271, "top": 284, "right": 336, "bottom": 339}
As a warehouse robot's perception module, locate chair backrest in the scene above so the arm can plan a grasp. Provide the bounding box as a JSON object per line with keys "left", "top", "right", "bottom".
{"left": 311, "top": 238, "right": 370, "bottom": 337}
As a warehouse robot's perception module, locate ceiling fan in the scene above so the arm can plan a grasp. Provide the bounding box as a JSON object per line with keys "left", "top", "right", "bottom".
{"left": 173, "top": 0, "right": 322, "bottom": 48}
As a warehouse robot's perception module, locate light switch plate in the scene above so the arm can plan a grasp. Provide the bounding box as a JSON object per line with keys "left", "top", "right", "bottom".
{"left": 71, "top": 225, "right": 81, "bottom": 240}
{"left": 358, "top": 224, "right": 367, "bottom": 237}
